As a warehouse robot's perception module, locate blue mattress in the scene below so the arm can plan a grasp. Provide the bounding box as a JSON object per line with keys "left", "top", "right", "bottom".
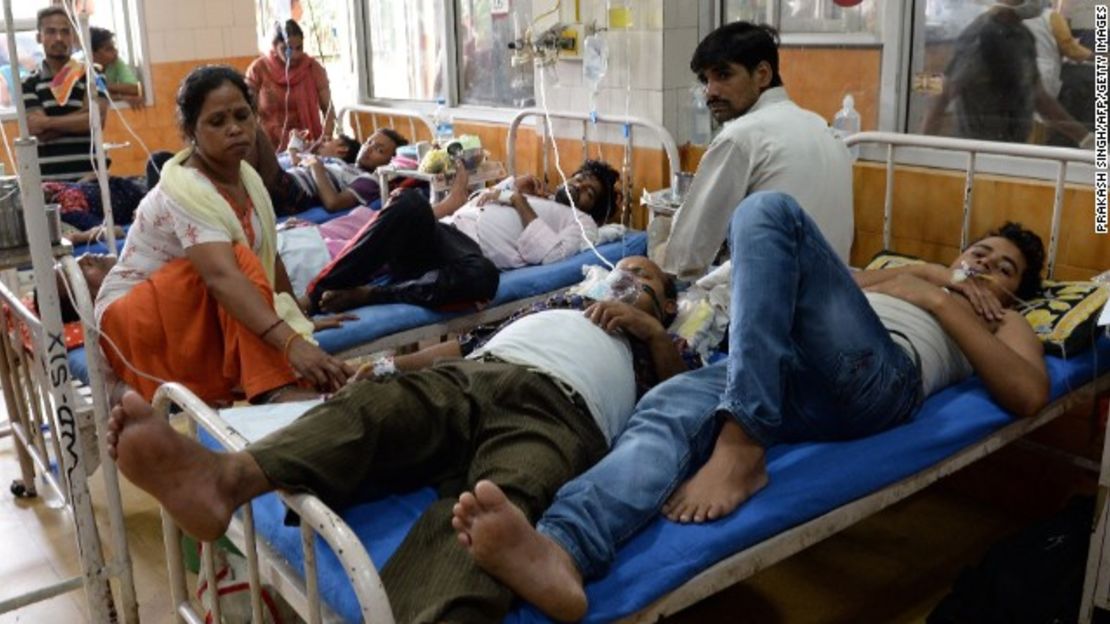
{"left": 68, "top": 204, "right": 362, "bottom": 257}
{"left": 313, "top": 232, "right": 648, "bottom": 354}
{"left": 204, "top": 334, "right": 1110, "bottom": 623}
{"left": 65, "top": 231, "right": 646, "bottom": 384}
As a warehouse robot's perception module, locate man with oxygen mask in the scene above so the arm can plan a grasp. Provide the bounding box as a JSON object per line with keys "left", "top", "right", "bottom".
{"left": 105, "top": 255, "right": 699, "bottom": 624}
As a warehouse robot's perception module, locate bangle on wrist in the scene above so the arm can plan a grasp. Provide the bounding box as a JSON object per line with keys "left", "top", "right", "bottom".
{"left": 282, "top": 332, "right": 301, "bottom": 358}
{"left": 259, "top": 319, "right": 283, "bottom": 341}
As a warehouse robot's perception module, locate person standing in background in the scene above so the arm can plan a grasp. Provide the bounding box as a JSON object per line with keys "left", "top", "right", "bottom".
{"left": 246, "top": 19, "right": 335, "bottom": 152}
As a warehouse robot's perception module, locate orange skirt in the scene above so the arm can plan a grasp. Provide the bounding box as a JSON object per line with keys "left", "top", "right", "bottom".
{"left": 99, "top": 244, "right": 297, "bottom": 403}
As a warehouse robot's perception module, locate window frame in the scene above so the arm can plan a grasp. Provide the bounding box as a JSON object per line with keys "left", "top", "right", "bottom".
{"left": 355, "top": 0, "right": 536, "bottom": 124}
{"left": 0, "top": 0, "right": 152, "bottom": 121}
{"left": 718, "top": 0, "right": 1090, "bottom": 184}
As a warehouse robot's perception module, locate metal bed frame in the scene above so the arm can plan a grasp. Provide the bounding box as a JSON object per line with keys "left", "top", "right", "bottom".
{"left": 325, "top": 110, "right": 681, "bottom": 361}
{"left": 152, "top": 132, "right": 1105, "bottom": 622}
{"left": 624, "top": 131, "right": 1104, "bottom": 621}
{"left": 154, "top": 111, "right": 683, "bottom": 623}
{"left": 338, "top": 104, "right": 436, "bottom": 146}
{"left": 0, "top": 0, "right": 137, "bottom": 619}
{"left": 147, "top": 131, "right": 1101, "bottom": 617}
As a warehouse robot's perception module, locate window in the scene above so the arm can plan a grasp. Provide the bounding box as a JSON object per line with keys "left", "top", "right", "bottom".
{"left": 724, "top": 0, "right": 883, "bottom": 37}
{"left": 0, "top": 0, "right": 149, "bottom": 114}
{"left": 360, "top": 0, "right": 534, "bottom": 107}
{"left": 456, "top": 0, "right": 534, "bottom": 107}
{"left": 908, "top": 0, "right": 1093, "bottom": 149}
{"left": 365, "top": 0, "right": 445, "bottom": 102}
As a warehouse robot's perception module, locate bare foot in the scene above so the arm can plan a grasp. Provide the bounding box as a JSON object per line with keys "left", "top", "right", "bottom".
{"left": 319, "top": 286, "right": 375, "bottom": 313}
{"left": 661, "top": 419, "right": 768, "bottom": 524}
{"left": 107, "top": 391, "right": 270, "bottom": 541}
{"left": 452, "top": 480, "right": 587, "bottom": 622}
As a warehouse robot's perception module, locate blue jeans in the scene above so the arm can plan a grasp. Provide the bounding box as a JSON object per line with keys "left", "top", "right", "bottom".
{"left": 536, "top": 192, "right": 922, "bottom": 579}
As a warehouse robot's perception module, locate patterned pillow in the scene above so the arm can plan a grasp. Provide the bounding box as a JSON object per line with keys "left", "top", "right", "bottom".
{"left": 1021, "top": 281, "right": 1108, "bottom": 358}
{"left": 865, "top": 251, "right": 1108, "bottom": 358}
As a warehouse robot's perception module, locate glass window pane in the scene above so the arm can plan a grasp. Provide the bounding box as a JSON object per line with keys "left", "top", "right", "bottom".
{"left": 780, "top": 0, "right": 882, "bottom": 35}
{"left": 456, "top": 0, "right": 534, "bottom": 107}
{"left": 723, "top": 0, "right": 772, "bottom": 26}
{"left": 909, "top": 1, "right": 1093, "bottom": 148}
{"left": 366, "top": 0, "right": 445, "bottom": 101}
{"left": 0, "top": 30, "right": 45, "bottom": 111}
{"left": 2, "top": 0, "right": 49, "bottom": 25}
{"left": 724, "top": 0, "right": 881, "bottom": 35}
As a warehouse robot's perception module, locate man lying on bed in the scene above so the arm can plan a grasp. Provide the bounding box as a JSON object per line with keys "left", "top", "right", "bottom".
{"left": 301, "top": 158, "right": 622, "bottom": 313}
{"left": 106, "top": 255, "right": 699, "bottom": 624}
{"left": 449, "top": 192, "right": 1051, "bottom": 621}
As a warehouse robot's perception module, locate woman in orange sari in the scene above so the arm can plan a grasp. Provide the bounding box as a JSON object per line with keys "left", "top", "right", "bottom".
{"left": 246, "top": 19, "right": 335, "bottom": 152}
{"left": 96, "top": 65, "right": 352, "bottom": 405}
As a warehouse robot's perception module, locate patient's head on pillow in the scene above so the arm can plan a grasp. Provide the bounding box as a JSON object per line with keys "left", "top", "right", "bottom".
{"left": 554, "top": 160, "right": 621, "bottom": 224}
{"left": 614, "top": 256, "right": 679, "bottom": 326}
{"left": 955, "top": 222, "right": 1045, "bottom": 303}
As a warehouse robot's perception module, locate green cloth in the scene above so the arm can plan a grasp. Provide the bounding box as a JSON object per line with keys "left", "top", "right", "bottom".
{"left": 247, "top": 359, "right": 608, "bottom": 623}
{"left": 103, "top": 59, "right": 138, "bottom": 85}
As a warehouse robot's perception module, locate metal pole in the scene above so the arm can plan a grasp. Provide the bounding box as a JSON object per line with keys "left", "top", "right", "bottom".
{"left": 77, "top": 9, "right": 118, "bottom": 254}
{"left": 2, "top": 0, "right": 114, "bottom": 620}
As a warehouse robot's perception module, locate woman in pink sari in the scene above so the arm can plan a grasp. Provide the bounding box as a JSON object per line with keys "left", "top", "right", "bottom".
{"left": 246, "top": 19, "right": 335, "bottom": 152}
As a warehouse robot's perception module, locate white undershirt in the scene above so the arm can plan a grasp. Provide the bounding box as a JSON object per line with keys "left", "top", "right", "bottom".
{"left": 469, "top": 309, "right": 635, "bottom": 444}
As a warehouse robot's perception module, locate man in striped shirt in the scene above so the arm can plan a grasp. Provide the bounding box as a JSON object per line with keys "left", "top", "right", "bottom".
{"left": 22, "top": 7, "right": 108, "bottom": 182}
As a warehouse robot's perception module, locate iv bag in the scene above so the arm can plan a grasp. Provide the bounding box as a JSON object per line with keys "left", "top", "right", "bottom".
{"left": 582, "top": 33, "right": 609, "bottom": 92}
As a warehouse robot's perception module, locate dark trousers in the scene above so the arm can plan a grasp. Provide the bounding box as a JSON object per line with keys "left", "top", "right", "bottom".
{"left": 305, "top": 189, "right": 498, "bottom": 309}
{"left": 247, "top": 359, "right": 607, "bottom": 623}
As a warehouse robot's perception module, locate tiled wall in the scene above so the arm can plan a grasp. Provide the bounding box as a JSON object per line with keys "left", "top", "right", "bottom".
{"left": 0, "top": 0, "right": 259, "bottom": 177}
{"left": 141, "top": 0, "right": 258, "bottom": 63}
{"left": 851, "top": 163, "right": 1106, "bottom": 280}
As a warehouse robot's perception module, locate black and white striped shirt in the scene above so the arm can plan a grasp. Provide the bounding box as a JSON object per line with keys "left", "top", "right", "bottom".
{"left": 21, "top": 61, "right": 108, "bottom": 182}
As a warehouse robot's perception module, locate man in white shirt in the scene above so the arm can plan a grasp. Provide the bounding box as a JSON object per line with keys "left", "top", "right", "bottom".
{"left": 662, "top": 21, "right": 854, "bottom": 281}
{"left": 305, "top": 159, "right": 621, "bottom": 312}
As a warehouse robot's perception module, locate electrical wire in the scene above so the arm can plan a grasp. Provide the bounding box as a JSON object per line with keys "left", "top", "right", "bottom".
{"left": 536, "top": 63, "right": 613, "bottom": 269}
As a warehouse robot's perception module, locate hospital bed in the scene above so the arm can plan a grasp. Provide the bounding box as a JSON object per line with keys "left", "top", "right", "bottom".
{"left": 144, "top": 133, "right": 1108, "bottom": 623}
{"left": 286, "top": 108, "right": 680, "bottom": 360}
{"left": 0, "top": 256, "right": 138, "bottom": 621}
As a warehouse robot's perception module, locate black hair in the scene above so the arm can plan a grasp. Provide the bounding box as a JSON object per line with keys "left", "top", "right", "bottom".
{"left": 36, "top": 6, "right": 68, "bottom": 31}
{"left": 272, "top": 19, "right": 305, "bottom": 45}
{"left": 34, "top": 275, "right": 79, "bottom": 325}
{"left": 89, "top": 26, "right": 114, "bottom": 53}
{"left": 377, "top": 128, "right": 410, "bottom": 150}
{"left": 176, "top": 65, "right": 254, "bottom": 139}
{"left": 978, "top": 221, "right": 1045, "bottom": 300}
{"left": 336, "top": 134, "right": 361, "bottom": 164}
{"left": 690, "top": 21, "right": 783, "bottom": 89}
{"left": 573, "top": 159, "right": 620, "bottom": 224}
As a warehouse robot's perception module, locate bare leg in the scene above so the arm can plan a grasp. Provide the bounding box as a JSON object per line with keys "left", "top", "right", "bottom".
{"left": 452, "top": 480, "right": 588, "bottom": 622}
{"left": 661, "top": 419, "right": 768, "bottom": 523}
{"left": 319, "top": 286, "right": 377, "bottom": 312}
{"left": 106, "top": 390, "right": 273, "bottom": 541}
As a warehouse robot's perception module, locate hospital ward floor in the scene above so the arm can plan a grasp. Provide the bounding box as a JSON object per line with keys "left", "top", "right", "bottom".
{"left": 0, "top": 399, "right": 1103, "bottom": 623}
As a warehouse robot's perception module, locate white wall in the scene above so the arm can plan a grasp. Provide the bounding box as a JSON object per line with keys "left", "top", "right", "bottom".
{"left": 530, "top": 0, "right": 704, "bottom": 147}
{"left": 141, "top": 0, "right": 258, "bottom": 64}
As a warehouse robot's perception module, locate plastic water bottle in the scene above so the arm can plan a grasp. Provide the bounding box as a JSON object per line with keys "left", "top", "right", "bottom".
{"left": 432, "top": 98, "right": 454, "bottom": 147}
{"left": 832, "top": 94, "right": 861, "bottom": 160}
{"left": 688, "top": 84, "right": 712, "bottom": 146}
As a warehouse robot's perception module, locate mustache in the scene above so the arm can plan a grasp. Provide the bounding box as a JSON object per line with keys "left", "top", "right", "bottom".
{"left": 706, "top": 98, "right": 727, "bottom": 106}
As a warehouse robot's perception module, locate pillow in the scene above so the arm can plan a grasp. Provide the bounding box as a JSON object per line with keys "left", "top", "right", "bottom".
{"left": 864, "top": 250, "right": 1108, "bottom": 359}
{"left": 1021, "top": 281, "right": 1108, "bottom": 358}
